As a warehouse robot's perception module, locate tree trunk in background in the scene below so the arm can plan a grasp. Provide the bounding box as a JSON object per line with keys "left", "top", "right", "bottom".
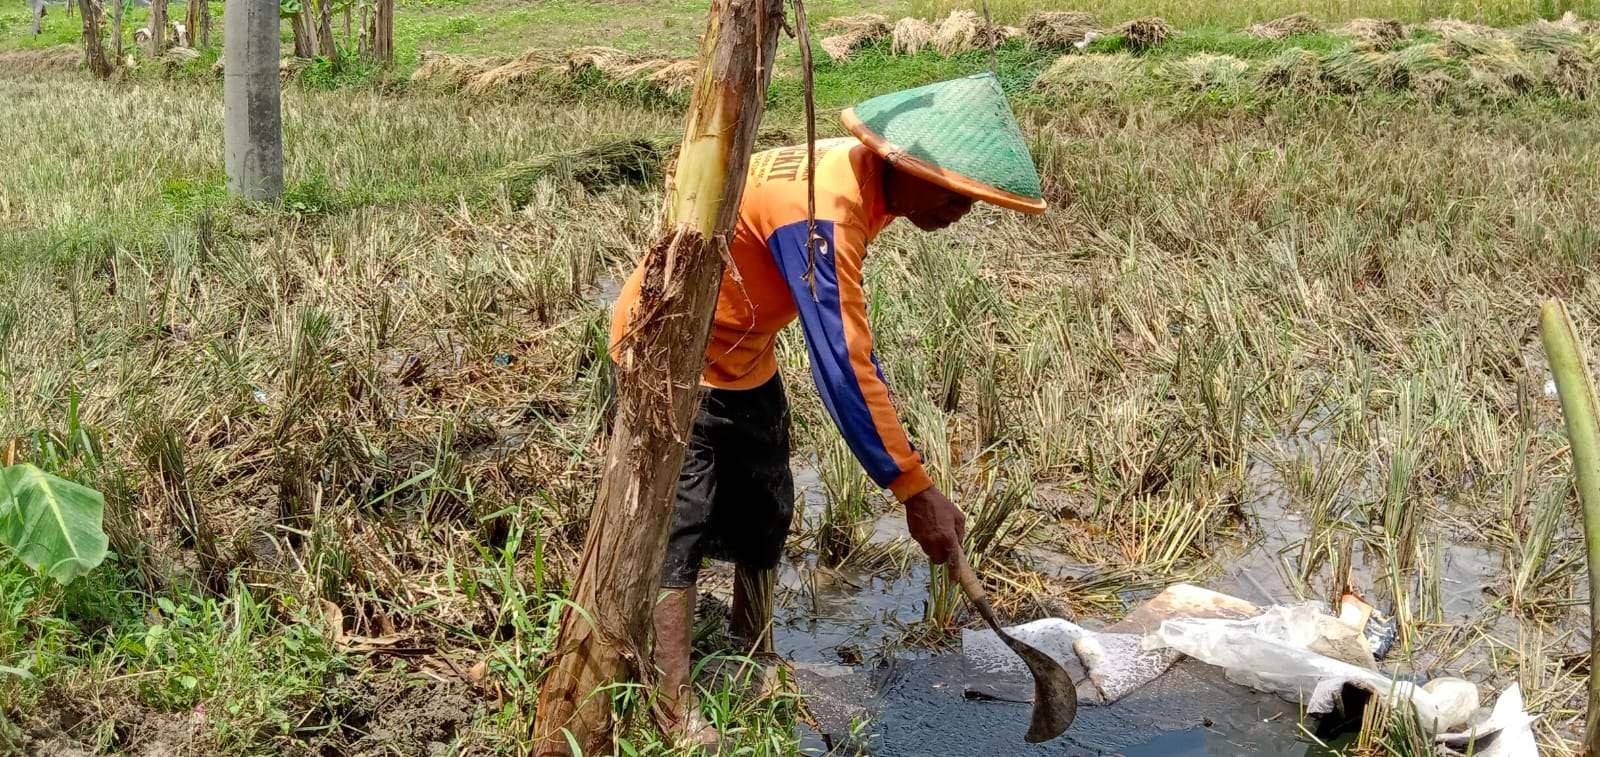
{"left": 357, "top": 4, "right": 368, "bottom": 58}
{"left": 111, "top": 0, "right": 124, "bottom": 60}
{"left": 342, "top": 6, "right": 351, "bottom": 51}
{"left": 223, "top": 0, "right": 283, "bottom": 201}
{"left": 78, "top": 0, "right": 112, "bottom": 78}
{"left": 367, "top": 0, "right": 392, "bottom": 66}
{"left": 200, "top": 0, "right": 211, "bottom": 48}
{"left": 528, "top": 0, "right": 783, "bottom": 753}
{"left": 290, "top": 10, "right": 315, "bottom": 58}
{"left": 185, "top": 0, "right": 199, "bottom": 46}
{"left": 30, "top": 0, "right": 44, "bottom": 36}
{"left": 316, "top": 0, "right": 336, "bottom": 60}
{"left": 147, "top": 0, "right": 166, "bottom": 56}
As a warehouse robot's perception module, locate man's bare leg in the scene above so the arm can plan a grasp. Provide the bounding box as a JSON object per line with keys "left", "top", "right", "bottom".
{"left": 653, "top": 585, "right": 717, "bottom": 747}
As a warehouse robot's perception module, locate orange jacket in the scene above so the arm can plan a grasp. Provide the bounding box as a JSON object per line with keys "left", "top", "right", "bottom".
{"left": 611, "top": 139, "right": 931, "bottom": 502}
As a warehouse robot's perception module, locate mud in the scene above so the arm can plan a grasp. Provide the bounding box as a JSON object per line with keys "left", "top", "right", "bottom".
{"left": 795, "top": 654, "right": 1347, "bottom": 755}
{"left": 773, "top": 469, "right": 1342, "bottom": 754}
{"left": 323, "top": 672, "right": 478, "bottom": 755}
{"left": 769, "top": 417, "right": 1568, "bottom": 753}
{"left": 17, "top": 688, "right": 209, "bottom": 756}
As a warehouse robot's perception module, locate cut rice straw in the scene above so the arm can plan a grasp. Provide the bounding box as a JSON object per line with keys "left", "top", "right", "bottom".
{"left": 891, "top": 17, "right": 937, "bottom": 56}
{"left": 1022, "top": 11, "right": 1101, "bottom": 49}
{"left": 1245, "top": 13, "right": 1320, "bottom": 41}
{"left": 819, "top": 13, "right": 891, "bottom": 62}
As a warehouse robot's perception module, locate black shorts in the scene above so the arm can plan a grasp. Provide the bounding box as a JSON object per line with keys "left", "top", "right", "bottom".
{"left": 660, "top": 373, "right": 795, "bottom": 588}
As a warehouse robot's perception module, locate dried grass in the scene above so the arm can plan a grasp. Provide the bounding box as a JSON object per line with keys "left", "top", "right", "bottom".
{"left": 891, "top": 16, "right": 938, "bottom": 55}
{"left": 819, "top": 13, "right": 891, "bottom": 61}
{"left": 1245, "top": 13, "right": 1320, "bottom": 41}
{"left": 1338, "top": 18, "right": 1405, "bottom": 49}
{"left": 1022, "top": 11, "right": 1101, "bottom": 49}
{"left": 1116, "top": 16, "right": 1173, "bottom": 51}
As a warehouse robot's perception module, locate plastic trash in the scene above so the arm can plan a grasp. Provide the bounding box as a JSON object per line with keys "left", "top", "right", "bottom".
{"left": 1148, "top": 610, "right": 1483, "bottom": 734}
{"left": 1435, "top": 683, "right": 1539, "bottom": 757}
{"left": 961, "top": 584, "right": 1256, "bottom": 705}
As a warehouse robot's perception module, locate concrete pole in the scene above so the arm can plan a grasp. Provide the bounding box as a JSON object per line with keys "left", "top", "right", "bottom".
{"left": 223, "top": 0, "right": 283, "bottom": 201}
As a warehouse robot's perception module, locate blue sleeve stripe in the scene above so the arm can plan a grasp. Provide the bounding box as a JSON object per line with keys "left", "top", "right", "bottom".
{"left": 767, "top": 220, "right": 900, "bottom": 487}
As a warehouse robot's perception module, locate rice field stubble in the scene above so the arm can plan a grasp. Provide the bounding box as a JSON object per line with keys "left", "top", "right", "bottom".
{"left": 3, "top": 21, "right": 1600, "bottom": 755}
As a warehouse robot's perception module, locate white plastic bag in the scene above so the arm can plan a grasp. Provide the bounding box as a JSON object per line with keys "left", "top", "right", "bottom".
{"left": 1148, "top": 610, "right": 1488, "bottom": 736}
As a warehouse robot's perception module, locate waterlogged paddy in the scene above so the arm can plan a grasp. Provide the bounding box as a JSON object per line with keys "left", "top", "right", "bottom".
{"left": 734, "top": 440, "right": 1578, "bottom": 754}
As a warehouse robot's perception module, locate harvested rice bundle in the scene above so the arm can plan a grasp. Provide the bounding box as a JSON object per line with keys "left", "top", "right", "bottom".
{"left": 1258, "top": 46, "right": 1324, "bottom": 90}
{"left": 162, "top": 46, "right": 201, "bottom": 65}
{"left": 642, "top": 59, "right": 699, "bottom": 93}
{"left": 1338, "top": 18, "right": 1404, "bottom": 49}
{"left": 1411, "top": 69, "right": 1459, "bottom": 101}
{"left": 564, "top": 46, "right": 632, "bottom": 75}
{"left": 0, "top": 46, "right": 83, "bottom": 74}
{"left": 1550, "top": 46, "right": 1597, "bottom": 99}
{"left": 892, "top": 17, "right": 937, "bottom": 55}
{"left": 411, "top": 51, "right": 498, "bottom": 90}
{"left": 494, "top": 137, "right": 673, "bottom": 199}
{"left": 1554, "top": 10, "right": 1598, "bottom": 34}
{"left": 934, "top": 10, "right": 982, "bottom": 55}
{"left": 1161, "top": 53, "right": 1248, "bottom": 91}
{"left": 1033, "top": 53, "right": 1139, "bottom": 94}
{"left": 1321, "top": 46, "right": 1402, "bottom": 91}
{"left": 1417, "top": 18, "right": 1506, "bottom": 40}
{"left": 1394, "top": 42, "right": 1453, "bottom": 78}
{"left": 1514, "top": 19, "right": 1586, "bottom": 54}
{"left": 1466, "top": 48, "right": 1545, "bottom": 97}
{"left": 612, "top": 58, "right": 700, "bottom": 94}
{"left": 1116, "top": 16, "right": 1173, "bottom": 51}
{"left": 931, "top": 10, "right": 1013, "bottom": 55}
{"left": 1245, "top": 13, "right": 1320, "bottom": 41}
{"left": 466, "top": 49, "right": 561, "bottom": 95}
{"left": 1443, "top": 31, "right": 1517, "bottom": 59}
{"left": 819, "top": 13, "right": 891, "bottom": 61}
{"left": 1023, "top": 11, "right": 1101, "bottom": 48}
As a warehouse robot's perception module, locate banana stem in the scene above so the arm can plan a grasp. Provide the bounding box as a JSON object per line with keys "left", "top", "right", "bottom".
{"left": 1538, "top": 298, "right": 1600, "bottom": 754}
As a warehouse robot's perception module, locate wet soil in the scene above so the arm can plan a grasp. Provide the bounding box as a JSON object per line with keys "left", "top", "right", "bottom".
{"left": 768, "top": 433, "right": 1562, "bottom": 754}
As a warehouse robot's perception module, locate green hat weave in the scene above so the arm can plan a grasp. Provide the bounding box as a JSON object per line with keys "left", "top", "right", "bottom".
{"left": 842, "top": 73, "right": 1046, "bottom": 214}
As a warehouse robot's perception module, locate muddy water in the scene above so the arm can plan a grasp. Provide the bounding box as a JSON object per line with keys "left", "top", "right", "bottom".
{"left": 773, "top": 468, "right": 1346, "bottom": 755}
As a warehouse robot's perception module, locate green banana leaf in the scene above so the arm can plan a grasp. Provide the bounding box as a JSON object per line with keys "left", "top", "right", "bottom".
{"left": 0, "top": 464, "right": 109, "bottom": 585}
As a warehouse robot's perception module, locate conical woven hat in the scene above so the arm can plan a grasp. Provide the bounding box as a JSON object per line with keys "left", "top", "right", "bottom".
{"left": 842, "top": 73, "right": 1046, "bottom": 214}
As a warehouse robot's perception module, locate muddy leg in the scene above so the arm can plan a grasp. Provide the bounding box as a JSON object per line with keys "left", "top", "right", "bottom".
{"left": 653, "top": 585, "right": 717, "bottom": 747}
{"left": 731, "top": 564, "right": 776, "bottom": 655}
